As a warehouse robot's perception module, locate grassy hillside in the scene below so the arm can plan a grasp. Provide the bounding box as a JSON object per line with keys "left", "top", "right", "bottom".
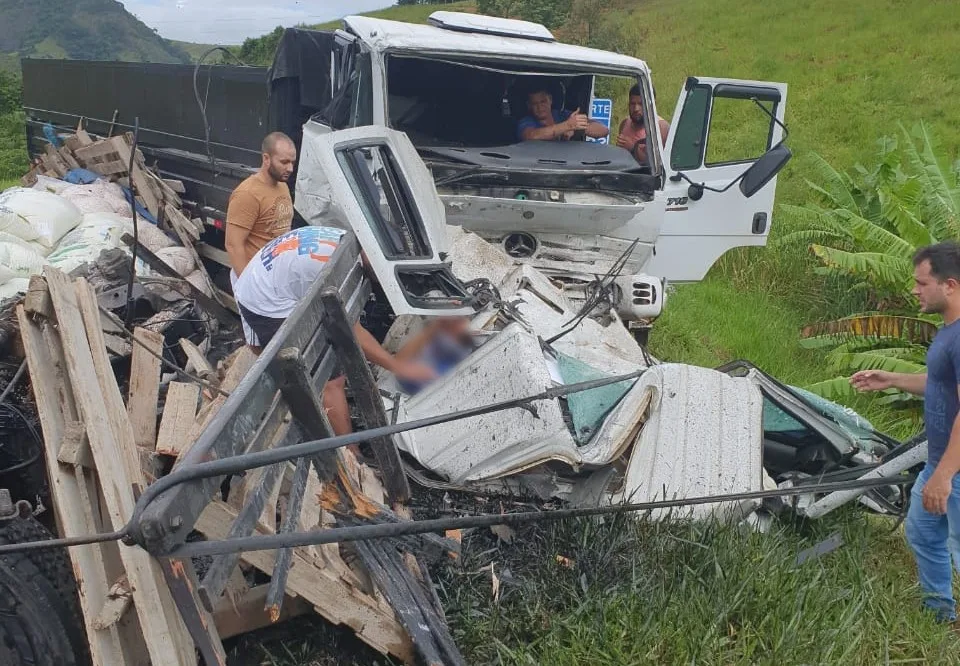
{"left": 638, "top": 0, "right": 960, "bottom": 423}
{"left": 0, "top": 0, "right": 191, "bottom": 72}
{"left": 626, "top": 0, "right": 960, "bottom": 208}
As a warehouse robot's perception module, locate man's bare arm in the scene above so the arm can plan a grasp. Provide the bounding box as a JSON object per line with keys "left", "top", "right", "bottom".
{"left": 225, "top": 224, "right": 253, "bottom": 276}
{"left": 923, "top": 390, "right": 960, "bottom": 514}
{"left": 225, "top": 189, "right": 260, "bottom": 275}
{"left": 521, "top": 121, "right": 573, "bottom": 141}
{"left": 353, "top": 323, "right": 436, "bottom": 383}
{"left": 889, "top": 372, "right": 928, "bottom": 395}
{"left": 658, "top": 117, "right": 671, "bottom": 146}
{"left": 850, "top": 370, "right": 926, "bottom": 396}
{"left": 584, "top": 120, "right": 609, "bottom": 139}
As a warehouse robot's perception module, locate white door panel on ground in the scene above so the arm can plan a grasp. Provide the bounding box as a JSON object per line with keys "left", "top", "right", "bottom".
{"left": 646, "top": 76, "right": 788, "bottom": 282}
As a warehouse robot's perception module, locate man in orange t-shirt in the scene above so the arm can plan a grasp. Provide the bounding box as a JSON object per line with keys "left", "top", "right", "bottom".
{"left": 616, "top": 84, "right": 671, "bottom": 165}
{"left": 225, "top": 132, "right": 297, "bottom": 279}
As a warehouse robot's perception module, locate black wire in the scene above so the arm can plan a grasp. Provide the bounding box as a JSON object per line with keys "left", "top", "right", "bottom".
{"left": 124, "top": 116, "right": 141, "bottom": 329}
{"left": 193, "top": 46, "right": 249, "bottom": 169}
{"left": 0, "top": 473, "right": 918, "bottom": 556}
{"left": 169, "top": 474, "right": 919, "bottom": 558}
{"left": 0, "top": 403, "right": 43, "bottom": 476}
{"left": 544, "top": 238, "right": 639, "bottom": 345}
{"left": 0, "top": 360, "right": 26, "bottom": 406}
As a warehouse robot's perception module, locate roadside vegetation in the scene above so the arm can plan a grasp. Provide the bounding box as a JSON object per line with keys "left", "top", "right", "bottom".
{"left": 0, "top": 70, "right": 26, "bottom": 188}
{"left": 2, "top": 0, "right": 959, "bottom": 663}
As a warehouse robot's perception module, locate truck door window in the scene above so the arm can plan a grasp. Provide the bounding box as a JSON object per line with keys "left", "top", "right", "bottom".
{"left": 705, "top": 96, "right": 774, "bottom": 166}
{"left": 670, "top": 82, "right": 780, "bottom": 171}
{"left": 669, "top": 84, "right": 711, "bottom": 170}
{"left": 338, "top": 144, "right": 432, "bottom": 259}
{"left": 324, "top": 53, "right": 372, "bottom": 130}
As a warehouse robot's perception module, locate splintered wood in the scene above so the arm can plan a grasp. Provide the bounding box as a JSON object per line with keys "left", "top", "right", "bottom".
{"left": 16, "top": 269, "right": 425, "bottom": 664}
{"left": 18, "top": 267, "right": 199, "bottom": 666}
{"left": 22, "top": 129, "right": 188, "bottom": 224}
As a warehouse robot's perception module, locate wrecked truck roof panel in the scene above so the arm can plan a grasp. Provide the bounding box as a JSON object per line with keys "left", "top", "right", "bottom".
{"left": 612, "top": 363, "right": 765, "bottom": 520}
{"left": 396, "top": 322, "right": 583, "bottom": 483}
{"left": 343, "top": 14, "right": 651, "bottom": 75}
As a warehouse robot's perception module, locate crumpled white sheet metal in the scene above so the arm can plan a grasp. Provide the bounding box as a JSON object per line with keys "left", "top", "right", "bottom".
{"left": 395, "top": 322, "right": 581, "bottom": 483}
{"left": 610, "top": 363, "right": 765, "bottom": 521}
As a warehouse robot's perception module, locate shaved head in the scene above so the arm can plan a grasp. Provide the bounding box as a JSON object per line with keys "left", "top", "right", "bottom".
{"left": 262, "top": 131, "right": 295, "bottom": 156}
{"left": 260, "top": 132, "right": 296, "bottom": 184}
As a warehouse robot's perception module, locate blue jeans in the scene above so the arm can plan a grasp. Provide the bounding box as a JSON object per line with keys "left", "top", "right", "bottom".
{"left": 905, "top": 462, "right": 960, "bottom": 622}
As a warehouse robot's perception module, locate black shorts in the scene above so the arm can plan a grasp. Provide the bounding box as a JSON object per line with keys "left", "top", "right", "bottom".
{"left": 237, "top": 302, "right": 285, "bottom": 348}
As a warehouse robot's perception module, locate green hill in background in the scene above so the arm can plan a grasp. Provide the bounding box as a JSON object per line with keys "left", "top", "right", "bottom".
{"left": 0, "top": 0, "right": 191, "bottom": 72}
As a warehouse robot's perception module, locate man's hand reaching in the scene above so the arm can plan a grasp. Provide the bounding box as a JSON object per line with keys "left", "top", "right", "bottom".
{"left": 849, "top": 369, "right": 896, "bottom": 392}
{"left": 392, "top": 359, "right": 438, "bottom": 385}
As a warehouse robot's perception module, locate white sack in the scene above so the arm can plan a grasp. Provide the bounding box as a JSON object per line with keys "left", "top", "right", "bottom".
{"left": 0, "top": 188, "right": 82, "bottom": 248}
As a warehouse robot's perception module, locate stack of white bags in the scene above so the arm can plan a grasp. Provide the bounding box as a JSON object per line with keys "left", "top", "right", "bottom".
{"left": 0, "top": 176, "right": 207, "bottom": 302}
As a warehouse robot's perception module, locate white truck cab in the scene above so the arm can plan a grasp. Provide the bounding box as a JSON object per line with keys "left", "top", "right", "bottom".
{"left": 280, "top": 11, "right": 790, "bottom": 336}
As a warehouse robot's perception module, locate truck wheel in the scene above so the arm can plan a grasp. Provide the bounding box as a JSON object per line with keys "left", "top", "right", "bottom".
{"left": 0, "top": 559, "right": 80, "bottom": 666}
{"left": 0, "top": 495, "right": 90, "bottom": 666}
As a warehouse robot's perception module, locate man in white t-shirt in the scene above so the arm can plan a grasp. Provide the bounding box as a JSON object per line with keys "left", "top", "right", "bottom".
{"left": 234, "top": 225, "right": 438, "bottom": 437}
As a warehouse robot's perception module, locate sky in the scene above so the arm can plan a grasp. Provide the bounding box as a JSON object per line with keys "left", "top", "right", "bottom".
{"left": 120, "top": 0, "right": 396, "bottom": 45}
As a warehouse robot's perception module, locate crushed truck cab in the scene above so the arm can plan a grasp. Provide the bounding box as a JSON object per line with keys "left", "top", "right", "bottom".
{"left": 289, "top": 123, "right": 905, "bottom": 525}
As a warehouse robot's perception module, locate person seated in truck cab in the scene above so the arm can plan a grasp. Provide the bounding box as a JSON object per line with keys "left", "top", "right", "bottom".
{"left": 616, "top": 84, "right": 671, "bottom": 164}
{"left": 517, "top": 86, "right": 609, "bottom": 142}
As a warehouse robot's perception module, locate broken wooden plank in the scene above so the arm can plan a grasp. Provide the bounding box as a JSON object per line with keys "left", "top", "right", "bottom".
{"left": 127, "top": 327, "right": 165, "bottom": 450}
{"left": 265, "top": 455, "right": 310, "bottom": 621}
{"left": 59, "top": 146, "right": 81, "bottom": 171}
{"left": 111, "top": 137, "right": 160, "bottom": 217}
{"left": 197, "top": 418, "right": 292, "bottom": 612}
{"left": 57, "top": 419, "right": 93, "bottom": 468}
{"left": 179, "top": 338, "right": 216, "bottom": 381}
{"left": 213, "top": 585, "right": 310, "bottom": 640}
{"left": 197, "top": 500, "right": 414, "bottom": 661}
{"left": 159, "top": 558, "right": 228, "bottom": 666}
{"left": 92, "top": 577, "right": 133, "bottom": 631}
{"left": 16, "top": 305, "right": 131, "bottom": 665}
{"left": 156, "top": 382, "right": 200, "bottom": 457}
{"left": 165, "top": 204, "right": 220, "bottom": 301}
{"left": 24, "top": 275, "right": 53, "bottom": 318}
{"left": 320, "top": 289, "right": 411, "bottom": 503}
{"left": 163, "top": 178, "right": 186, "bottom": 194}
{"left": 74, "top": 139, "right": 124, "bottom": 163}
{"left": 122, "top": 233, "right": 236, "bottom": 326}
{"left": 46, "top": 268, "right": 196, "bottom": 666}
{"left": 197, "top": 243, "right": 231, "bottom": 268}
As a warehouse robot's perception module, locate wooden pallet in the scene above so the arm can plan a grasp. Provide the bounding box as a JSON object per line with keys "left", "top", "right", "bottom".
{"left": 17, "top": 267, "right": 207, "bottom": 666}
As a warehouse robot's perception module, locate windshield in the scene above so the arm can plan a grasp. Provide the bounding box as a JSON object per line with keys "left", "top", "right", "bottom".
{"left": 385, "top": 55, "right": 643, "bottom": 153}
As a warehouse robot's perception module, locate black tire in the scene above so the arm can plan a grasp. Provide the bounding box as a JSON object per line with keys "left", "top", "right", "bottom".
{"left": 0, "top": 513, "right": 90, "bottom": 666}
{"left": 0, "top": 559, "right": 79, "bottom": 666}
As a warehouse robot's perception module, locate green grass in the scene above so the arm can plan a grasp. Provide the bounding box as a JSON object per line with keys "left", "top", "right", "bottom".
{"left": 624, "top": 0, "right": 960, "bottom": 209}
{"left": 630, "top": 0, "right": 960, "bottom": 428}
{"left": 439, "top": 511, "right": 960, "bottom": 665}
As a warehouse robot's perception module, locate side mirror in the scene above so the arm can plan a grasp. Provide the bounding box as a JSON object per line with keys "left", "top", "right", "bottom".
{"left": 739, "top": 144, "right": 792, "bottom": 198}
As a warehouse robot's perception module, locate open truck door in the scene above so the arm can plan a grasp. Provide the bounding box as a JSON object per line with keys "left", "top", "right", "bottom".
{"left": 296, "top": 123, "right": 475, "bottom": 317}
{"left": 646, "top": 77, "right": 790, "bottom": 282}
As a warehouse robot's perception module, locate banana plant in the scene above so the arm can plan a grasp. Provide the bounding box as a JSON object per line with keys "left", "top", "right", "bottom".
{"left": 778, "top": 121, "right": 960, "bottom": 416}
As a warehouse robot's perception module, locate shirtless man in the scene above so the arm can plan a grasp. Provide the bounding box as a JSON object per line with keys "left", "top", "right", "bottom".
{"left": 517, "top": 86, "right": 609, "bottom": 142}
{"left": 616, "top": 84, "right": 671, "bottom": 164}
